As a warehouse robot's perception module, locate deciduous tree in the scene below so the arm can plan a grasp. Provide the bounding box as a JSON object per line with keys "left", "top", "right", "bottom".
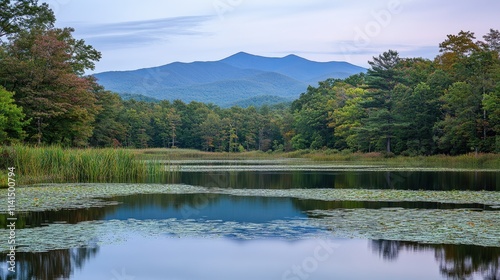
{"left": 0, "top": 27, "right": 101, "bottom": 146}
{"left": 0, "top": 86, "right": 27, "bottom": 143}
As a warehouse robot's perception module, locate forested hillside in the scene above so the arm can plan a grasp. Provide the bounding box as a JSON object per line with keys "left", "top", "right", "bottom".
{"left": 0, "top": 1, "right": 498, "bottom": 155}
{"left": 92, "top": 52, "right": 366, "bottom": 106}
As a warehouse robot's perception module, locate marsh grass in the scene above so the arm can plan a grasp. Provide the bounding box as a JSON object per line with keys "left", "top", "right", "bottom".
{"left": 132, "top": 148, "right": 499, "bottom": 169}
{"left": 132, "top": 148, "right": 273, "bottom": 160}
{"left": 303, "top": 152, "right": 500, "bottom": 169}
{"left": 2, "top": 146, "right": 497, "bottom": 187}
{"left": 0, "top": 146, "right": 169, "bottom": 187}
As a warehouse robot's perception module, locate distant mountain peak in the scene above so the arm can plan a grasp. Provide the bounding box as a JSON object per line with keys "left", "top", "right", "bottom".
{"left": 225, "top": 52, "right": 303, "bottom": 60}
{"left": 94, "top": 53, "right": 366, "bottom": 107}
{"left": 225, "top": 51, "right": 260, "bottom": 59}
{"left": 281, "top": 53, "right": 311, "bottom": 62}
{"left": 233, "top": 51, "right": 253, "bottom": 56}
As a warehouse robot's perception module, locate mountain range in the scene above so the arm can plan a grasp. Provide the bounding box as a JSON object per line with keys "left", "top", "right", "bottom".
{"left": 93, "top": 52, "right": 366, "bottom": 107}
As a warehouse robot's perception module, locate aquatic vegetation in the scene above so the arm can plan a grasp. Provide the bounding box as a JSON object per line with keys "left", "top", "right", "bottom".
{"left": 135, "top": 148, "right": 500, "bottom": 169}
{"left": 303, "top": 151, "right": 500, "bottom": 169}
{"left": 0, "top": 218, "right": 328, "bottom": 252}
{"left": 1, "top": 184, "right": 499, "bottom": 213}
{"left": 0, "top": 182, "right": 498, "bottom": 253}
{"left": 308, "top": 208, "right": 500, "bottom": 247}
{"left": 1, "top": 207, "right": 498, "bottom": 253}
{"left": 218, "top": 188, "right": 500, "bottom": 207}
{"left": 0, "top": 146, "right": 169, "bottom": 186}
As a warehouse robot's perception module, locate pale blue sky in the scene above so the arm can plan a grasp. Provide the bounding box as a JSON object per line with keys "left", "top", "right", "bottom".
{"left": 44, "top": 0, "right": 500, "bottom": 73}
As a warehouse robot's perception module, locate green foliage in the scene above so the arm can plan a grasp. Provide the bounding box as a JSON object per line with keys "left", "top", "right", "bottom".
{"left": 0, "top": 145, "right": 166, "bottom": 185}
{"left": 362, "top": 50, "right": 402, "bottom": 153}
{"left": 289, "top": 29, "right": 499, "bottom": 155}
{"left": 435, "top": 82, "right": 481, "bottom": 154}
{"left": 228, "top": 95, "right": 292, "bottom": 108}
{"left": 0, "top": 86, "right": 27, "bottom": 143}
{"left": 0, "top": 28, "right": 101, "bottom": 146}
{"left": 0, "top": 0, "right": 55, "bottom": 38}
{"left": 0, "top": 12, "right": 498, "bottom": 158}
{"left": 89, "top": 89, "right": 127, "bottom": 147}
{"left": 484, "top": 84, "right": 500, "bottom": 133}
{"left": 328, "top": 87, "right": 367, "bottom": 150}
{"left": 483, "top": 84, "right": 500, "bottom": 152}
{"left": 392, "top": 82, "right": 440, "bottom": 155}
{"left": 291, "top": 80, "right": 337, "bottom": 149}
{"left": 120, "top": 93, "right": 160, "bottom": 102}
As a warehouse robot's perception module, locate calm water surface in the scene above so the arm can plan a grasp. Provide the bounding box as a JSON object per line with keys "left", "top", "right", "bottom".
{"left": 1, "top": 163, "right": 499, "bottom": 279}
{"left": 173, "top": 170, "right": 499, "bottom": 190}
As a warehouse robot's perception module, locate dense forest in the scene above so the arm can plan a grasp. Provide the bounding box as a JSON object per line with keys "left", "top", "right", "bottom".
{"left": 0, "top": 0, "right": 499, "bottom": 155}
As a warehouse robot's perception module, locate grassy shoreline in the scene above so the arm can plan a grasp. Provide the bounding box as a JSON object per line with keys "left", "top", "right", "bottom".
{"left": 1, "top": 146, "right": 498, "bottom": 187}
{"left": 0, "top": 146, "right": 166, "bottom": 187}
{"left": 133, "top": 148, "right": 500, "bottom": 169}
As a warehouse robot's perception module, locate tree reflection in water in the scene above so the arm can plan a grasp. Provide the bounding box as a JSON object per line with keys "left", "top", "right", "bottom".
{"left": 370, "top": 240, "right": 500, "bottom": 279}
{"left": 177, "top": 170, "right": 499, "bottom": 190}
{"left": 2, "top": 246, "right": 98, "bottom": 280}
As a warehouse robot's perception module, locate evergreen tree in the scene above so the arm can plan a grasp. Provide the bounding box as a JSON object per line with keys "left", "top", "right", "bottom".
{"left": 362, "top": 50, "right": 402, "bottom": 153}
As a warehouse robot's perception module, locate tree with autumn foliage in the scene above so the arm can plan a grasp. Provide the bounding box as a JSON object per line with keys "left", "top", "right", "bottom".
{"left": 0, "top": 28, "right": 101, "bottom": 146}
{"left": 434, "top": 29, "right": 500, "bottom": 153}
{"left": 0, "top": 8, "right": 497, "bottom": 156}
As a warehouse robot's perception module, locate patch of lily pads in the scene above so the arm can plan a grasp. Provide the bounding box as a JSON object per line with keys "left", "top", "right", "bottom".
{"left": 1, "top": 207, "right": 499, "bottom": 252}
{"left": 215, "top": 188, "right": 500, "bottom": 207}
{"left": 1, "top": 183, "right": 499, "bottom": 251}
{"left": 0, "top": 184, "right": 206, "bottom": 212}
{"left": 1, "top": 183, "right": 500, "bottom": 213}
{"left": 307, "top": 208, "right": 500, "bottom": 247}
{"left": 0, "top": 218, "right": 328, "bottom": 252}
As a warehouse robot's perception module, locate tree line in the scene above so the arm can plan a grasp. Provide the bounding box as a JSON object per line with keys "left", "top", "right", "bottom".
{"left": 292, "top": 30, "right": 500, "bottom": 155}
{"left": 0, "top": 0, "right": 499, "bottom": 155}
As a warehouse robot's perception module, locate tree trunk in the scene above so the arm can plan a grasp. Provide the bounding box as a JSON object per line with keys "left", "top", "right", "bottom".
{"left": 37, "top": 117, "right": 42, "bottom": 146}
{"left": 483, "top": 86, "right": 487, "bottom": 142}
{"left": 386, "top": 136, "right": 391, "bottom": 153}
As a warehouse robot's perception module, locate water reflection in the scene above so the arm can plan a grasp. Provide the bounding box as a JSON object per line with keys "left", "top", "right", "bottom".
{"left": 0, "top": 193, "right": 489, "bottom": 230}
{"left": 1, "top": 247, "right": 98, "bottom": 280}
{"left": 172, "top": 170, "right": 499, "bottom": 190}
{"left": 1, "top": 191, "right": 498, "bottom": 279}
{"left": 3, "top": 238, "right": 499, "bottom": 280}
{"left": 370, "top": 240, "right": 500, "bottom": 280}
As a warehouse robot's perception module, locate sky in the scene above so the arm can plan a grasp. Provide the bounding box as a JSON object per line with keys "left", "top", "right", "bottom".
{"left": 44, "top": 0, "right": 500, "bottom": 73}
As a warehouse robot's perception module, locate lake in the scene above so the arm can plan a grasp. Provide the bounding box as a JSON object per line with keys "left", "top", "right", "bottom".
{"left": 1, "top": 160, "right": 499, "bottom": 279}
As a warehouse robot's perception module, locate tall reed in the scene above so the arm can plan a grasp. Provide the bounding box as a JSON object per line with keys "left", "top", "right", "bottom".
{"left": 0, "top": 145, "right": 169, "bottom": 186}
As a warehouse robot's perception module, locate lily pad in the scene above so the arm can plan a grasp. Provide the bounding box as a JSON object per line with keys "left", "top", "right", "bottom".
{"left": 1, "top": 184, "right": 500, "bottom": 213}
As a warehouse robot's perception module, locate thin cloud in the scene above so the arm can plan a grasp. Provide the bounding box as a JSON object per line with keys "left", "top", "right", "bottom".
{"left": 75, "top": 16, "right": 213, "bottom": 49}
